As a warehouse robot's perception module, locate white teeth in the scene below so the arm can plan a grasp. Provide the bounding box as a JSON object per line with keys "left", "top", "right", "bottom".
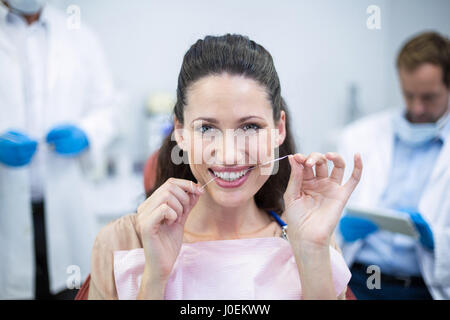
{"left": 212, "top": 169, "right": 249, "bottom": 181}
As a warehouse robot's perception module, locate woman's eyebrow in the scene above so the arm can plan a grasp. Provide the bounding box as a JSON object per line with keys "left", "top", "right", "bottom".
{"left": 191, "top": 116, "right": 265, "bottom": 125}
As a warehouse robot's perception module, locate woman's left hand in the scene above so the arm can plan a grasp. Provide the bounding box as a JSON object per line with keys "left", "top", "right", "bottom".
{"left": 282, "top": 152, "right": 363, "bottom": 251}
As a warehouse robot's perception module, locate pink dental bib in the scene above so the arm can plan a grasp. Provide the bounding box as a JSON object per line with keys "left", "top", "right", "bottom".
{"left": 113, "top": 236, "right": 351, "bottom": 299}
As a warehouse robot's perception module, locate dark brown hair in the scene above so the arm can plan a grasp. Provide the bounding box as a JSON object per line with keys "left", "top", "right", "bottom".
{"left": 397, "top": 31, "right": 450, "bottom": 88}
{"left": 147, "top": 34, "right": 297, "bottom": 215}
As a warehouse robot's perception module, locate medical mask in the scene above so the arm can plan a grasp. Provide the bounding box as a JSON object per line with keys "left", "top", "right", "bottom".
{"left": 392, "top": 109, "right": 450, "bottom": 147}
{"left": 5, "top": 0, "right": 45, "bottom": 15}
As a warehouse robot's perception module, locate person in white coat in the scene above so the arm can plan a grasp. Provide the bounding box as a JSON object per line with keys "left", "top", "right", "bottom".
{"left": 336, "top": 31, "right": 450, "bottom": 299}
{"left": 0, "top": 0, "right": 119, "bottom": 299}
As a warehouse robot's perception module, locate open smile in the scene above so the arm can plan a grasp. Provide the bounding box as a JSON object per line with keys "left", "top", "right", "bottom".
{"left": 207, "top": 165, "right": 255, "bottom": 188}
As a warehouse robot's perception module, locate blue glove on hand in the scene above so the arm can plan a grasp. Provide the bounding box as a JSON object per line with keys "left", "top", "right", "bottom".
{"left": 397, "top": 208, "right": 434, "bottom": 251}
{"left": 46, "top": 124, "right": 89, "bottom": 156}
{"left": 0, "top": 130, "right": 38, "bottom": 167}
{"left": 339, "top": 215, "right": 379, "bottom": 242}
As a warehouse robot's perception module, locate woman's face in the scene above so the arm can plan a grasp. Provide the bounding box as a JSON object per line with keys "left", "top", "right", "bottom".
{"left": 174, "top": 73, "right": 286, "bottom": 208}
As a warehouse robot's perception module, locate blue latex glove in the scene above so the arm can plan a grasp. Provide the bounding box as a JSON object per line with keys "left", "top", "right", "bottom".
{"left": 46, "top": 124, "right": 89, "bottom": 156}
{"left": 339, "top": 215, "right": 379, "bottom": 242}
{"left": 0, "top": 130, "right": 38, "bottom": 167}
{"left": 398, "top": 208, "right": 434, "bottom": 251}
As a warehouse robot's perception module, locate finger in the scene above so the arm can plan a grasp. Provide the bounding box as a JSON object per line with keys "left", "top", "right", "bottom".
{"left": 138, "top": 178, "right": 203, "bottom": 216}
{"left": 326, "top": 152, "right": 345, "bottom": 184}
{"left": 305, "top": 152, "right": 328, "bottom": 179}
{"left": 293, "top": 153, "right": 307, "bottom": 163}
{"left": 174, "top": 190, "right": 199, "bottom": 225}
{"left": 189, "top": 190, "right": 201, "bottom": 210}
{"left": 137, "top": 186, "right": 183, "bottom": 219}
{"left": 284, "top": 154, "right": 304, "bottom": 204}
{"left": 150, "top": 203, "right": 178, "bottom": 229}
{"left": 167, "top": 183, "right": 191, "bottom": 214}
{"left": 343, "top": 153, "right": 363, "bottom": 195}
{"left": 166, "top": 178, "right": 203, "bottom": 196}
{"left": 163, "top": 192, "right": 184, "bottom": 218}
{"left": 162, "top": 204, "right": 179, "bottom": 226}
{"left": 179, "top": 192, "right": 200, "bottom": 225}
{"left": 302, "top": 154, "right": 315, "bottom": 180}
{"left": 293, "top": 153, "right": 311, "bottom": 179}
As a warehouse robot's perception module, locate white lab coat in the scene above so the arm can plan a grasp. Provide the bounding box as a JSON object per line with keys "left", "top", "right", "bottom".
{"left": 335, "top": 109, "right": 450, "bottom": 299}
{"left": 0, "top": 5, "right": 119, "bottom": 298}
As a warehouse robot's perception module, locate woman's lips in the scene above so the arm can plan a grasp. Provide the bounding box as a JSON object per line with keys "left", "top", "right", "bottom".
{"left": 209, "top": 165, "right": 255, "bottom": 172}
{"left": 208, "top": 166, "right": 254, "bottom": 188}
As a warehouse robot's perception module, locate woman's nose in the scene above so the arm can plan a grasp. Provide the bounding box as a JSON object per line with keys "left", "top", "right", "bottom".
{"left": 214, "top": 131, "right": 246, "bottom": 165}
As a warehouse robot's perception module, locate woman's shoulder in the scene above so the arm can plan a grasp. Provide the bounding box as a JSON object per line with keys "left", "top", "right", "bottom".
{"left": 93, "top": 213, "right": 143, "bottom": 253}
{"left": 89, "top": 214, "right": 142, "bottom": 299}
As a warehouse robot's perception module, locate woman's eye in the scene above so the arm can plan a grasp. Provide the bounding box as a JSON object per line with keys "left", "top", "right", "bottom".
{"left": 196, "top": 123, "right": 261, "bottom": 135}
{"left": 197, "top": 125, "right": 214, "bottom": 134}
{"left": 242, "top": 123, "right": 261, "bottom": 132}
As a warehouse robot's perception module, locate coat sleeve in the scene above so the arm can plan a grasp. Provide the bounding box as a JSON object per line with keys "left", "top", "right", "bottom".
{"left": 433, "top": 226, "right": 450, "bottom": 286}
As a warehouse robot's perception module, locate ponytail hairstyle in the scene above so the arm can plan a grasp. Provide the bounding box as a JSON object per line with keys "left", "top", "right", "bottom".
{"left": 147, "top": 34, "right": 297, "bottom": 215}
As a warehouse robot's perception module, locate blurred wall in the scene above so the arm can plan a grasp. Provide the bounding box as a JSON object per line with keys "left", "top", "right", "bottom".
{"left": 47, "top": 0, "right": 450, "bottom": 159}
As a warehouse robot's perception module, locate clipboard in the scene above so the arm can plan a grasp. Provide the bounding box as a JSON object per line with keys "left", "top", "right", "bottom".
{"left": 345, "top": 205, "right": 419, "bottom": 238}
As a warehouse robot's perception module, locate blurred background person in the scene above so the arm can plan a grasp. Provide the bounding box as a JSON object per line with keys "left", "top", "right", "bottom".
{"left": 336, "top": 31, "right": 450, "bottom": 299}
{"left": 0, "top": 0, "right": 119, "bottom": 299}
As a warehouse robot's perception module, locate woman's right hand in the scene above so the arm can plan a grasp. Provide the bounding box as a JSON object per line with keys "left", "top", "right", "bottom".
{"left": 136, "top": 178, "right": 204, "bottom": 294}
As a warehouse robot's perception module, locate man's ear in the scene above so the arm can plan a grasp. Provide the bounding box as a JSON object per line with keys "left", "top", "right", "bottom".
{"left": 173, "top": 116, "right": 188, "bottom": 151}
{"left": 275, "top": 110, "right": 287, "bottom": 147}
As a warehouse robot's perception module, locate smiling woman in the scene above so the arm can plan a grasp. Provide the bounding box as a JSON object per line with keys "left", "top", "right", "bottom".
{"left": 88, "top": 34, "right": 362, "bottom": 300}
{"left": 153, "top": 34, "right": 297, "bottom": 217}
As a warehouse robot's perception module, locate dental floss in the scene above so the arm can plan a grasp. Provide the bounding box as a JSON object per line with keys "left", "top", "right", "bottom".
{"left": 259, "top": 154, "right": 291, "bottom": 166}
{"left": 199, "top": 175, "right": 218, "bottom": 192}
